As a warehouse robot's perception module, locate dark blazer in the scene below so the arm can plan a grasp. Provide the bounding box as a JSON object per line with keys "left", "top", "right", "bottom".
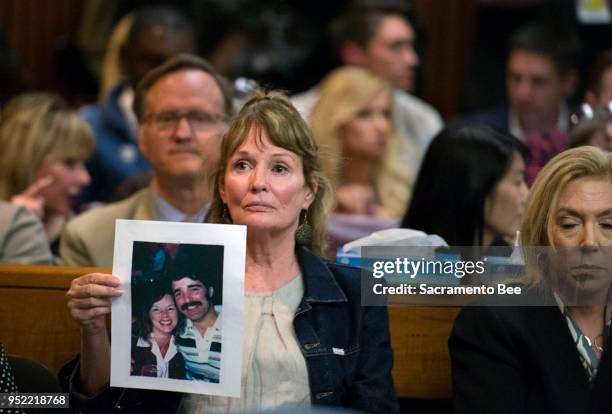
{"left": 60, "top": 247, "right": 398, "bottom": 414}
{"left": 449, "top": 302, "right": 591, "bottom": 414}
{"left": 589, "top": 329, "right": 612, "bottom": 414}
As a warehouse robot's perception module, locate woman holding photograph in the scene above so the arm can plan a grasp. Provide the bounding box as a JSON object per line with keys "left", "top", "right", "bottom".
{"left": 131, "top": 282, "right": 185, "bottom": 380}
{"left": 64, "top": 90, "right": 398, "bottom": 413}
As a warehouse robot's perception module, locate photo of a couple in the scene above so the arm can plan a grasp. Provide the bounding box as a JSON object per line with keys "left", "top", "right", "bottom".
{"left": 130, "top": 242, "right": 223, "bottom": 383}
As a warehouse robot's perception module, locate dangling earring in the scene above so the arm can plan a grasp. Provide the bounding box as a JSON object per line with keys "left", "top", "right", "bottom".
{"left": 222, "top": 204, "right": 232, "bottom": 224}
{"left": 295, "top": 209, "right": 312, "bottom": 245}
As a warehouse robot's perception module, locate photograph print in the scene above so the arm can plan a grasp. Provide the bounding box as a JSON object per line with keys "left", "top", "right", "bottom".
{"left": 111, "top": 220, "right": 245, "bottom": 396}
{"left": 130, "top": 242, "right": 223, "bottom": 382}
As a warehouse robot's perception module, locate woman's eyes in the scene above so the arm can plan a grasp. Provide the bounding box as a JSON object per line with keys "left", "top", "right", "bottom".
{"left": 356, "top": 108, "right": 372, "bottom": 119}
{"left": 233, "top": 160, "right": 251, "bottom": 171}
{"left": 557, "top": 220, "right": 612, "bottom": 230}
{"left": 557, "top": 219, "right": 579, "bottom": 230}
{"left": 232, "top": 160, "right": 290, "bottom": 174}
{"left": 271, "top": 163, "right": 289, "bottom": 174}
{"left": 356, "top": 108, "right": 391, "bottom": 119}
{"left": 152, "top": 306, "right": 176, "bottom": 313}
{"left": 600, "top": 221, "right": 612, "bottom": 229}
{"left": 559, "top": 223, "right": 578, "bottom": 230}
{"left": 62, "top": 158, "right": 80, "bottom": 169}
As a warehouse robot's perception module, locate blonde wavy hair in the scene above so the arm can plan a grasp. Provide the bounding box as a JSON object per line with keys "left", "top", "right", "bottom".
{"left": 207, "top": 89, "right": 333, "bottom": 256}
{"left": 520, "top": 146, "right": 612, "bottom": 286}
{"left": 98, "top": 13, "right": 134, "bottom": 101}
{"left": 309, "top": 66, "right": 412, "bottom": 217}
{"left": 0, "top": 93, "right": 95, "bottom": 200}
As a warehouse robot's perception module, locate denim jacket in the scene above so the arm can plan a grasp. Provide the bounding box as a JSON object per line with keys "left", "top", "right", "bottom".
{"left": 61, "top": 247, "right": 399, "bottom": 414}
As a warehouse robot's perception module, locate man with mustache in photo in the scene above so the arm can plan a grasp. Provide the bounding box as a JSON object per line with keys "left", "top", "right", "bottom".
{"left": 168, "top": 265, "right": 221, "bottom": 383}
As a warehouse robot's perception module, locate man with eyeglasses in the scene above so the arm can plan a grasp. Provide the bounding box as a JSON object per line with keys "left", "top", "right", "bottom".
{"left": 79, "top": 6, "right": 197, "bottom": 207}
{"left": 60, "top": 54, "right": 235, "bottom": 267}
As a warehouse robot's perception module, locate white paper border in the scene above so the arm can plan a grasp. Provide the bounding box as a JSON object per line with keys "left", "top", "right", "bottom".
{"left": 110, "top": 219, "right": 245, "bottom": 396}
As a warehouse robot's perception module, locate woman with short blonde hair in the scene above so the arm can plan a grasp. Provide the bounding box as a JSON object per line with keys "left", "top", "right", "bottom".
{"left": 521, "top": 146, "right": 612, "bottom": 286}
{"left": 0, "top": 93, "right": 94, "bottom": 245}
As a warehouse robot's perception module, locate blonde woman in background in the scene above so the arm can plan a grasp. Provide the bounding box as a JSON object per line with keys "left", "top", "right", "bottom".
{"left": 309, "top": 66, "right": 412, "bottom": 218}
{"left": 0, "top": 93, "right": 94, "bottom": 251}
{"left": 98, "top": 13, "right": 134, "bottom": 102}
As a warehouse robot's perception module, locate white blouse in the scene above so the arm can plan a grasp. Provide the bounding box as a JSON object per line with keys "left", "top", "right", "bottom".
{"left": 136, "top": 335, "right": 179, "bottom": 378}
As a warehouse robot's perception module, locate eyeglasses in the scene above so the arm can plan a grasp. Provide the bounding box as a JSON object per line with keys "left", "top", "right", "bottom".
{"left": 144, "top": 111, "right": 227, "bottom": 132}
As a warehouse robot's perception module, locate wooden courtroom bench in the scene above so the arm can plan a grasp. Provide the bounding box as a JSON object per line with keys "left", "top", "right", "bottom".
{"left": 0, "top": 264, "right": 458, "bottom": 399}
{"left": 0, "top": 264, "right": 109, "bottom": 374}
{"left": 389, "top": 307, "right": 458, "bottom": 400}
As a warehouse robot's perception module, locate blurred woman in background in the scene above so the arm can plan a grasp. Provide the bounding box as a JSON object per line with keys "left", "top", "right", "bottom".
{"left": 402, "top": 123, "right": 529, "bottom": 249}
{"left": 0, "top": 93, "right": 94, "bottom": 251}
{"left": 309, "top": 66, "right": 412, "bottom": 218}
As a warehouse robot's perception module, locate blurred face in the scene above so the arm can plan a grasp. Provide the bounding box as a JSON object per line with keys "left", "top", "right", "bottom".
{"left": 140, "top": 69, "right": 226, "bottom": 182}
{"left": 484, "top": 153, "right": 528, "bottom": 244}
{"left": 550, "top": 177, "right": 612, "bottom": 304}
{"left": 36, "top": 155, "right": 91, "bottom": 215}
{"left": 361, "top": 15, "right": 419, "bottom": 91}
{"left": 340, "top": 90, "right": 392, "bottom": 160}
{"left": 149, "top": 294, "right": 178, "bottom": 336}
{"left": 122, "top": 27, "right": 195, "bottom": 87}
{"left": 220, "top": 130, "right": 315, "bottom": 236}
{"left": 172, "top": 277, "right": 210, "bottom": 322}
{"left": 507, "top": 50, "right": 569, "bottom": 132}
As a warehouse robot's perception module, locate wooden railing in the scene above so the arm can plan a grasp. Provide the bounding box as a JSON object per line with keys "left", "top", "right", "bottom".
{"left": 0, "top": 264, "right": 456, "bottom": 399}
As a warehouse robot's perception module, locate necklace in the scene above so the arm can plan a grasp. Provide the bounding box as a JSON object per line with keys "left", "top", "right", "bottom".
{"left": 584, "top": 333, "right": 604, "bottom": 354}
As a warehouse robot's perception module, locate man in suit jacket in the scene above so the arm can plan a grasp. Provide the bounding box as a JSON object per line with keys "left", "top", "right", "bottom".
{"left": 60, "top": 54, "right": 234, "bottom": 267}
{"left": 0, "top": 201, "right": 53, "bottom": 264}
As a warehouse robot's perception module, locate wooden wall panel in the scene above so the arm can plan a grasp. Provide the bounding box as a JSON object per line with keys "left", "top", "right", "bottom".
{"left": 0, "top": 0, "right": 83, "bottom": 90}
{"left": 412, "top": 0, "right": 478, "bottom": 120}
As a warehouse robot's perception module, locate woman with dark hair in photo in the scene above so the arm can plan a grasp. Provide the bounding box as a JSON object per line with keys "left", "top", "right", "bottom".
{"left": 402, "top": 123, "right": 529, "bottom": 249}
{"left": 65, "top": 90, "right": 397, "bottom": 413}
{"left": 131, "top": 281, "right": 185, "bottom": 380}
